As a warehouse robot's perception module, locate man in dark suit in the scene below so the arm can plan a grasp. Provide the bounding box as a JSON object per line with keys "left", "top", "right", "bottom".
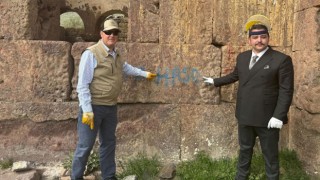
{"left": 203, "top": 17, "right": 294, "bottom": 180}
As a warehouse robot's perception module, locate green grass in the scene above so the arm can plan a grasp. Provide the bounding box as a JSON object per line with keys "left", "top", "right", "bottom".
{"left": 60, "top": 12, "right": 84, "bottom": 29}
{"left": 62, "top": 149, "right": 311, "bottom": 179}
{"left": 279, "top": 149, "right": 310, "bottom": 180}
{"left": 0, "top": 158, "right": 13, "bottom": 169}
{"left": 117, "top": 153, "right": 161, "bottom": 180}
{"left": 176, "top": 149, "right": 310, "bottom": 180}
{"left": 176, "top": 151, "right": 237, "bottom": 180}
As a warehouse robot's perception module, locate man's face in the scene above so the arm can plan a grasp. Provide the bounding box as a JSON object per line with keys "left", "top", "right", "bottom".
{"left": 248, "top": 29, "right": 269, "bottom": 53}
{"left": 100, "top": 29, "right": 119, "bottom": 49}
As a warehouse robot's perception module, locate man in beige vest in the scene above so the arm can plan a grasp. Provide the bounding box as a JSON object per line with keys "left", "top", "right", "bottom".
{"left": 71, "top": 18, "right": 157, "bottom": 180}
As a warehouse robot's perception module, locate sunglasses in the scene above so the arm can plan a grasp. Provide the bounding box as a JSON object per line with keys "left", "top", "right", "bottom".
{"left": 103, "top": 30, "right": 120, "bottom": 36}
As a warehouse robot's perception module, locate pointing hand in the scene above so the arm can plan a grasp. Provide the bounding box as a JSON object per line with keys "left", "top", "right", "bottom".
{"left": 146, "top": 72, "right": 157, "bottom": 80}
{"left": 203, "top": 76, "right": 214, "bottom": 85}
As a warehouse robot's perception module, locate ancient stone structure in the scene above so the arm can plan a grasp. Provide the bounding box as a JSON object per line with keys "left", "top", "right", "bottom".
{"left": 0, "top": 0, "right": 319, "bottom": 178}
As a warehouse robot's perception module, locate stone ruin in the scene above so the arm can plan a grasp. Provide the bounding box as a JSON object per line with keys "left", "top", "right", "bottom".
{"left": 0, "top": 0, "right": 319, "bottom": 178}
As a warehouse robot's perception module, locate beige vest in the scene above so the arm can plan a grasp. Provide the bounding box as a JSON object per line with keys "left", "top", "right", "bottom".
{"left": 87, "top": 40, "right": 124, "bottom": 105}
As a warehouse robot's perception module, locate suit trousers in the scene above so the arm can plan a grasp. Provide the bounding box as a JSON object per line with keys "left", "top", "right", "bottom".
{"left": 235, "top": 124, "right": 280, "bottom": 180}
{"left": 71, "top": 105, "right": 118, "bottom": 180}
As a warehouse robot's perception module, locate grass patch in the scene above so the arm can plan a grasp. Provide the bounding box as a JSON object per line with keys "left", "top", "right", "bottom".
{"left": 176, "top": 149, "right": 310, "bottom": 180}
{"left": 61, "top": 149, "right": 310, "bottom": 179}
{"left": 176, "top": 151, "right": 237, "bottom": 180}
{"left": 117, "top": 153, "right": 161, "bottom": 180}
{"left": 0, "top": 158, "right": 13, "bottom": 169}
{"left": 279, "top": 149, "right": 310, "bottom": 180}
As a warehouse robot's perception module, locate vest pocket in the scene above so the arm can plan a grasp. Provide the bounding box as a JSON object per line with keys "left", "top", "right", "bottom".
{"left": 90, "top": 82, "right": 120, "bottom": 101}
{"left": 91, "top": 82, "right": 111, "bottom": 93}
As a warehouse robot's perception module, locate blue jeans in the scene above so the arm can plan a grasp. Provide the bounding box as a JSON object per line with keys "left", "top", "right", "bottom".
{"left": 71, "top": 105, "right": 118, "bottom": 180}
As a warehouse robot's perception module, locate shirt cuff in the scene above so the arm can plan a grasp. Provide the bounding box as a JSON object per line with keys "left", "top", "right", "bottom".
{"left": 81, "top": 104, "right": 93, "bottom": 113}
{"left": 142, "top": 71, "right": 148, "bottom": 78}
{"left": 271, "top": 117, "right": 281, "bottom": 121}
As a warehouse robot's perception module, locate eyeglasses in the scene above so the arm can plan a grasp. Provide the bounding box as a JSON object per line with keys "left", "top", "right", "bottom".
{"left": 103, "top": 30, "right": 120, "bottom": 36}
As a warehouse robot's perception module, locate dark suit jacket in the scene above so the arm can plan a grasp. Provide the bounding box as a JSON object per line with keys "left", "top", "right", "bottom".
{"left": 214, "top": 47, "right": 294, "bottom": 127}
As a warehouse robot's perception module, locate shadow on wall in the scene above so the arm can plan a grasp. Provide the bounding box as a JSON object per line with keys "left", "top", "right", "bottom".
{"left": 60, "top": 10, "right": 128, "bottom": 43}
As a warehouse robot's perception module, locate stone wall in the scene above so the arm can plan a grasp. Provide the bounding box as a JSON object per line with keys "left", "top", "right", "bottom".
{"left": 291, "top": 3, "right": 320, "bottom": 175}
{"left": 0, "top": 0, "right": 319, "bottom": 177}
{"left": 0, "top": 0, "right": 60, "bottom": 40}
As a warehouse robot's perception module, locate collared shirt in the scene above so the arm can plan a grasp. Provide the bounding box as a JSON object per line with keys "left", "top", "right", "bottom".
{"left": 77, "top": 43, "right": 147, "bottom": 113}
{"left": 251, "top": 46, "right": 269, "bottom": 62}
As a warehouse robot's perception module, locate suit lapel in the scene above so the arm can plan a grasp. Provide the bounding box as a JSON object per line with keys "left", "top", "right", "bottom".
{"left": 243, "top": 48, "right": 273, "bottom": 85}
{"left": 239, "top": 51, "right": 252, "bottom": 80}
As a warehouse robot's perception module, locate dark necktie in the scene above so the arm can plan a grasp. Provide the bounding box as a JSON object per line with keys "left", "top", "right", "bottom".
{"left": 249, "top": 55, "right": 259, "bottom": 69}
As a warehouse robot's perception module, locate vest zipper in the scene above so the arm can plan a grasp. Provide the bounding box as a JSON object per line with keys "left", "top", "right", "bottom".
{"left": 111, "top": 63, "right": 113, "bottom": 74}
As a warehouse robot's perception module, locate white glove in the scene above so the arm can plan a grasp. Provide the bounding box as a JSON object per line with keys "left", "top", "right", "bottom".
{"left": 267, "top": 117, "right": 283, "bottom": 129}
{"left": 203, "top": 76, "right": 214, "bottom": 85}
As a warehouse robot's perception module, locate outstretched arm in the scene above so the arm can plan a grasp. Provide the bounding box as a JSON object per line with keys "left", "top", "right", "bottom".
{"left": 123, "top": 62, "right": 157, "bottom": 80}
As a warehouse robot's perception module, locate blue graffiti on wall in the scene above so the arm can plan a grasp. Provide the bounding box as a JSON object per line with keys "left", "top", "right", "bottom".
{"left": 155, "top": 66, "right": 201, "bottom": 86}
{"left": 125, "top": 66, "right": 202, "bottom": 87}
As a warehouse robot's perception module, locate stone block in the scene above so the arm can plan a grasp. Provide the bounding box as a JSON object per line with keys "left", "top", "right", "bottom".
{"left": 12, "top": 161, "right": 32, "bottom": 172}
{"left": 292, "top": 51, "right": 320, "bottom": 113}
{"left": 0, "top": 0, "right": 60, "bottom": 40}
{"left": 159, "top": 0, "right": 213, "bottom": 45}
{"left": 179, "top": 44, "right": 221, "bottom": 104}
{"left": 178, "top": 0, "right": 213, "bottom": 45}
{"left": 116, "top": 104, "right": 180, "bottom": 163}
{"left": 0, "top": 115, "right": 77, "bottom": 162}
{"left": 294, "top": 0, "right": 320, "bottom": 11}
{"left": 290, "top": 108, "right": 320, "bottom": 175}
{"left": 16, "top": 170, "right": 41, "bottom": 180}
{"left": 0, "top": 40, "right": 71, "bottom": 102}
{"left": 180, "top": 103, "right": 238, "bottom": 161}
{"left": 128, "top": 0, "right": 159, "bottom": 43}
{"left": 293, "top": 8, "right": 320, "bottom": 51}
{"left": 0, "top": 101, "right": 78, "bottom": 122}
{"left": 158, "top": 0, "right": 182, "bottom": 45}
